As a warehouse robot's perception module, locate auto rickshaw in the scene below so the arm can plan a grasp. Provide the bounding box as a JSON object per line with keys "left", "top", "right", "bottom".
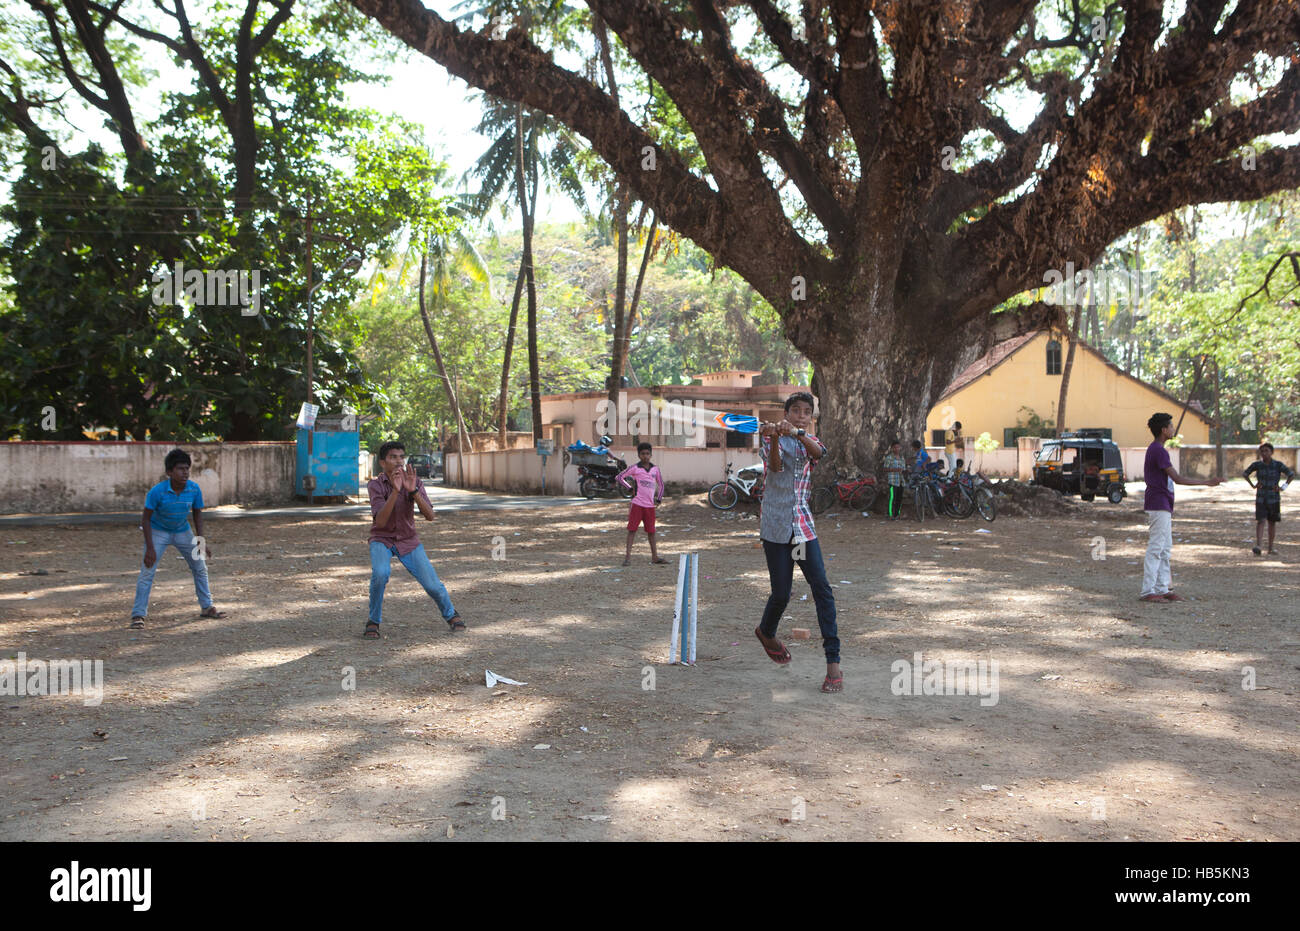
{"left": 1031, "top": 430, "right": 1127, "bottom": 503}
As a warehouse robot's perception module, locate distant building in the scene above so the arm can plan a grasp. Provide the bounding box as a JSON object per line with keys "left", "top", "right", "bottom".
{"left": 540, "top": 370, "right": 813, "bottom": 451}
{"left": 925, "top": 331, "right": 1212, "bottom": 449}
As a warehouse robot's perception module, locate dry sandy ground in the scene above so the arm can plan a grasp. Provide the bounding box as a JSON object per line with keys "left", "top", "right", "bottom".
{"left": 0, "top": 482, "right": 1296, "bottom": 842}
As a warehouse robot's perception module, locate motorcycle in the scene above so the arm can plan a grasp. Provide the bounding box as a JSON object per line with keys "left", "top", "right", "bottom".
{"left": 568, "top": 435, "right": 632, "bottom": 499}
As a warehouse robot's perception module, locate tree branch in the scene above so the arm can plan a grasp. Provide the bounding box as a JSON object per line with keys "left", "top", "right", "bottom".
{"left": 84, "top": 0, "right": 184, "bottom": 53}
{"left": 27, "top": 0, "right": 109, "bottom": 113}
{"left": 347, "top": 0, "right": 818, "bottom": 312}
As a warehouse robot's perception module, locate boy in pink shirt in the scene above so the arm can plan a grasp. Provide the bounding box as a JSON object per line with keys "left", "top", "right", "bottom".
{"left": 617, "top": 442, "right": 668, "bottom": 567}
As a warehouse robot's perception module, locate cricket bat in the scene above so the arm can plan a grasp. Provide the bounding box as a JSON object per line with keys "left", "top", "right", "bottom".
{"left": 650, "top": 397, "right": 759, "bottom": 434}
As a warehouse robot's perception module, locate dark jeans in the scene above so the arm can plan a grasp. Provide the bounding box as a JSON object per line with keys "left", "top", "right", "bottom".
{"left": 885, "top": 483, "right": 903, "bottom": 518}
{"left": 759, "top": 537, "right": 839, "bottom": 663}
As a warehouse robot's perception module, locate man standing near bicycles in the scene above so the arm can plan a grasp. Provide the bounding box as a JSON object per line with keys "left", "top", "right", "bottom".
{"left": 881, "top": 439, "right": 907, "bottom": 520}
{"left": 752, "top": 392, "right": 842, "bottom": 694}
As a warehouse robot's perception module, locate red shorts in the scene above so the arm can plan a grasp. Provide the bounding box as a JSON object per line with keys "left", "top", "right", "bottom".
{"left": 627, "top": 504, "right": 656, "bottom": 533}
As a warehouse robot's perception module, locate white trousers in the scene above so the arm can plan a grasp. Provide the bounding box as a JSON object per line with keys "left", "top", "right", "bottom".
{"left": 1142, "top": 509, "right": 1173, "bottom": 596}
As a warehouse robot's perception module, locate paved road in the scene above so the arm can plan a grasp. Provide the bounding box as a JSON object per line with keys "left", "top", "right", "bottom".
{"left": 0, "top": 484, "right": 595, "bottom": 526}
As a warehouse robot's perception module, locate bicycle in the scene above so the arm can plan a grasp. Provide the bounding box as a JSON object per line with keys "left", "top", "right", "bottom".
{"left": 937, "top": 472, "right": 976, "bottom": 518}
{"left": 967, "top": 473, "right": 997, "bottom": 522}
{"left": 908, "top": 471, "right": 942, "bottom": 522}
{"left": 810, "top": 473, "right": 877, "bottom": 514}
{"left": 708, "top": 461, "right": 765, "bottom": 510}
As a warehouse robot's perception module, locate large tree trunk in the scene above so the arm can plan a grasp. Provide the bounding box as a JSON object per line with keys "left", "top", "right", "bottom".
{"left": 802, "top": 301, "right": 970, "bottom": 478}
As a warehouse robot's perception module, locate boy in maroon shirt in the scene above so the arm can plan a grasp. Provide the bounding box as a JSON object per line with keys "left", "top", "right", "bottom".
{"left": 365, "top": 441, "right": 462, "bottom": 639}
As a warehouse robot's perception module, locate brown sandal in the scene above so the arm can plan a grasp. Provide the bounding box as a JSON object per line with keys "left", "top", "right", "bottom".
{"left": 363, "top": 622, "right": 381, "bottom": 639}
{"left": 199, "top": 607, "right": 228, "bottom": 618}
{"left": 446, "top": 615, "right": 466, "bottom": 632}
{"left": 755, "top": 627, "right": 791, "bottom": 664}
{"left": 129, "top": 617, "right": 145, "bottom": 629}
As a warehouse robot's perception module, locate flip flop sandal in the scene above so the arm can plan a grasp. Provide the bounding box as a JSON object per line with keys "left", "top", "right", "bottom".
{"left": 446, "top": 615, "right": 466, "bottom": 632}
{"left": 821, "top": 676, "right": 843, "bottom": 693}
{"left": 129, "top": 617, "right": 146, "bottom": 629}
{"left": 364, "top": 622, "right": 381, "bottom": 639}
{"left": 199, "top": 608, "right": 228, "bottom": 618}
{"left": 754, "top": 627, "right": 791, "bottom": 664}
{"left": 652, "top": 557, "right": 669, "bottom": 564}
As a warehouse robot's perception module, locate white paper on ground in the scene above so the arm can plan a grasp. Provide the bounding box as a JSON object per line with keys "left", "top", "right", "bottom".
{"left": 485, "top": 669, "right": 527, "bottom": 687}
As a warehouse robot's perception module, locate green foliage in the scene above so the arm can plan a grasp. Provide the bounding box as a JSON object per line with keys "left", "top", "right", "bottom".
{"left": 1132, "top": 194, "right": 1300, "bottom": 444}
{"left": 997, "top": 191, "right": 1300, "bottom": 443}
{"left": 974, "top": 432, "right": 1000, "bottom": 453}
{"left": 0, "top": 3, "right": 447, "bottom": 440}
{"left": 350, "top": 220, "right": 810, "bottom": 447}
{"left": 1013, "top": 406, "right": 1056, "bottom": 440}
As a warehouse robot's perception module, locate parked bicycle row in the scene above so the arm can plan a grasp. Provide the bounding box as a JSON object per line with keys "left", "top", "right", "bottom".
{"left": 706, "top": 439, "right": 995, "bottom": 522}
{"left": 566, "top": 435, "right": 995, "bottom": 522}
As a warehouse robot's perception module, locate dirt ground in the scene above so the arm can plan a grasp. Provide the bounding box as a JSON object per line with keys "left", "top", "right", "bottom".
{"left": 1, "top": 481, "right": 1296, "bottom": 841}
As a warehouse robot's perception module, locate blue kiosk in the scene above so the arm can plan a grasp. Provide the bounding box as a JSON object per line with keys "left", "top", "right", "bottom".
{"left": 296, "top": 411, "right": 360, "bottom": 500}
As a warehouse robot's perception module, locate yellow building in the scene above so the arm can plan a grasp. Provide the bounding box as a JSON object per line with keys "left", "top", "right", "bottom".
{"left": 926, "top": 331, "right": 1211, "bottom": 449}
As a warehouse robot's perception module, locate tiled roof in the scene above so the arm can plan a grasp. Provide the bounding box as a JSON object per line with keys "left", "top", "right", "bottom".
{"left": 937, "top": 330, "right": 1209, "bottom": 420}
{"left": 939, "top": 331, "right": 1039, "bottom": 399}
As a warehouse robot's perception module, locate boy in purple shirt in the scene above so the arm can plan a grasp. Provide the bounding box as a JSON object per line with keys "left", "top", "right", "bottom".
{"left": 364, "top": 441, "right": 462, "bottom": 639}
{"left": 1140, "top": 413, "right": 1221, "bottom": 602}
{"left": 617, "top": 442, "right": 667, "bottom": 567}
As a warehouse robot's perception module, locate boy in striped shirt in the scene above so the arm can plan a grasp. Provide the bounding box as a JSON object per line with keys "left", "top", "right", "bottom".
{"left": 752, "top": 392, "right": 841, "bottom": 693}
{"left": 1245, "top": 442, "right": 1294, "bottom": 556}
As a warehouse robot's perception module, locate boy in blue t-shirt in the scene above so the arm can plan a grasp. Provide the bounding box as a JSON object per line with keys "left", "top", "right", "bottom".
{"left": 911, "top": 440, "right": 930, "bottom": 473}
{"left": 130, "top": 449, "right": 227, "bottom": 628}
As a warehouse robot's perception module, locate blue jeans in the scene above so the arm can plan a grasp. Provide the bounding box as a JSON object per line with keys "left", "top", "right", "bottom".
{"left": 369, "top": 542, "right": 456, "bottom": 624}
{"left": 132, "top": 526, "right": 212, "bottom": 618}
{"left": 759, "top": 537, "right": 839, "bottom": 662}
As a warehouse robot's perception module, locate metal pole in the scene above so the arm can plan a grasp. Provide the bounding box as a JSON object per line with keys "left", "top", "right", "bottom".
{"left": 305, "top": 205, "right": 315, "bottom": 407}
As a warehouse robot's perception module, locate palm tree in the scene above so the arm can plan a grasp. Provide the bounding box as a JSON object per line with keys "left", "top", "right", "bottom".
{"left": 417, "top": 195, "right": 491, "bottom": 471}
{"left": 466, "top": 93, "right": 586, "bottom": 443}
